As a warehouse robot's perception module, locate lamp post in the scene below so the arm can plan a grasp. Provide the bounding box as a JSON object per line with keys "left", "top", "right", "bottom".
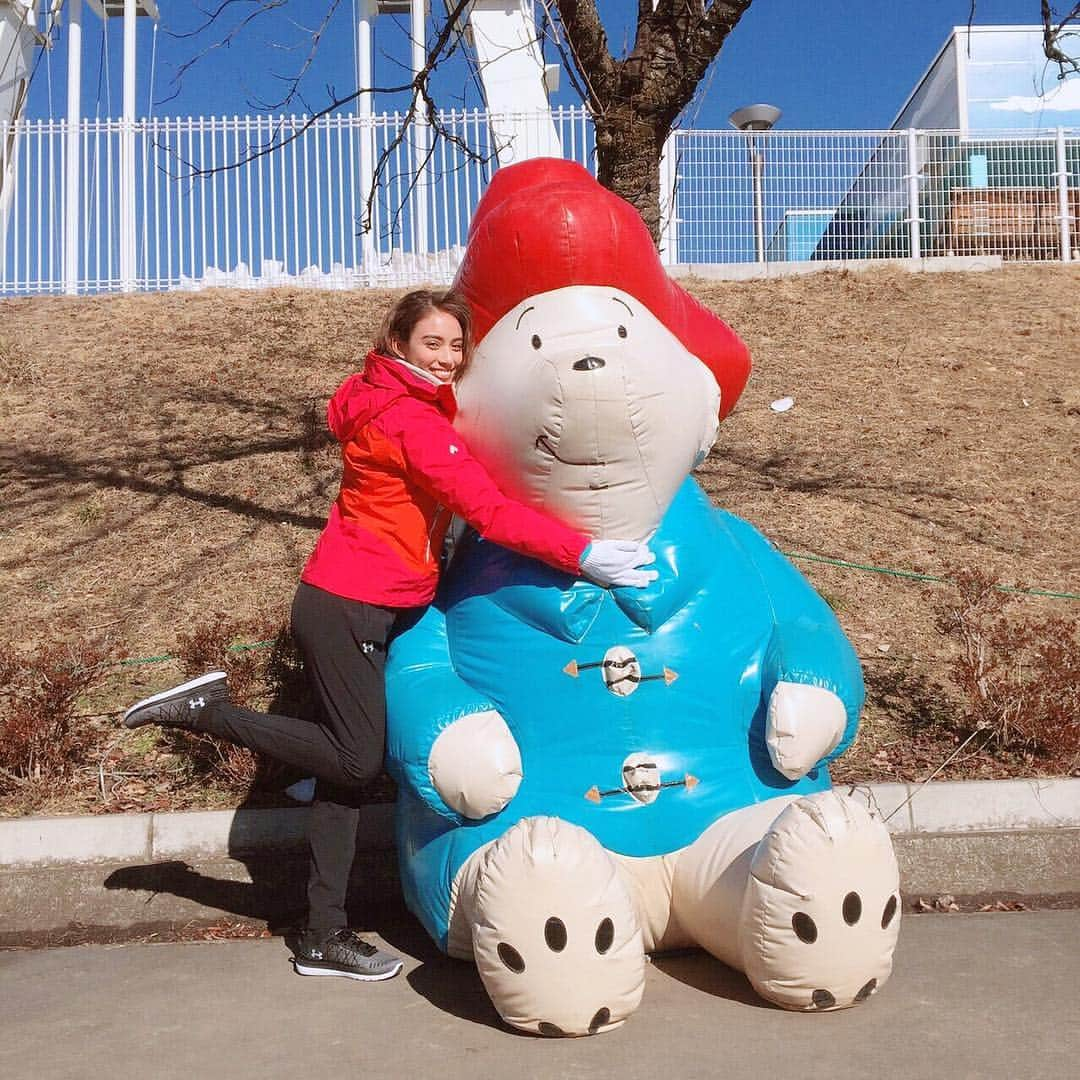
{"left": 729, "top": 103, "right": 781, "bottom": 264}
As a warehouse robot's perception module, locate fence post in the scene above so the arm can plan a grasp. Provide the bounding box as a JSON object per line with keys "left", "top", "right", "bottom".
{"left": 356, "top": 1, "right": 378, "bottom": 274}
{"left": 1056, "top": 126, "right": 1072, "bottom": 263}
{"left": 658, "top": 130, "right": 679, "bottom": 267}
{"left": 410, "top": 0, "right": 429, "bottom": 256}
{"left": 120, "top": 0, "right": 137, "bottom": 291}
{"left": 64, "top": 0, "right": 83, "bottom": 295}
{"left": 906, "top": 128, "right": 921, "bottom": 261}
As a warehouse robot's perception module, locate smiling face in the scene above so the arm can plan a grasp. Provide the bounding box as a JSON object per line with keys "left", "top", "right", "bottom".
{"left": 391, "top": 308, "right": 466, "bottom": 384}
{"left": 453, "top": 286, "right": 720, "bottom": 540}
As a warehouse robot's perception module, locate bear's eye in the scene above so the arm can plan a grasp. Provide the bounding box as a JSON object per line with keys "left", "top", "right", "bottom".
{"left": 531, "top": 334, "right": 542, "bottom": 350}
{"left": 617, "top": 325, "right": 628, "bottom": 339}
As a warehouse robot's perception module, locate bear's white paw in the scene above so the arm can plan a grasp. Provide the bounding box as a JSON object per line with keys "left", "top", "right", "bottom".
{"left": 471, "top": 816, "right": 645, "bottom": 1036}
{"left": 428, "top": 709, "right": 521, "bottom": 819}
{"left": 740, "top": 790, "right": 901, "bottom": 1011}
{"left": 766, "top": 682, "right": 846, "bottom": 780}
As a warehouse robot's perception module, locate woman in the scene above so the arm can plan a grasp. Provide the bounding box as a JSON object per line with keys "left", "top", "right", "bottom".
{"left": 123, "top": 289, "right": 656, "bottom": 982}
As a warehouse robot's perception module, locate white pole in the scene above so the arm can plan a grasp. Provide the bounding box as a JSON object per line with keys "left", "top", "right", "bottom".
{"left": 658, "top": 129, "right": 679, "bottom": 266}
{"left": 411, "top": 0, "right": 428, "bottom": 256}
{"left": 1056, "top": 126, "right": 1071, "bottom": 263}
{"left": 907, "top": 128, "right": 921, "bottom": 260}
{"left": 749, "top": 134, "right": 765, "bottom": 264}
{"left": 121, "top": 0, "right": 136, "bottom": 290}
{"left": 356, "top": 0, "right": 376, "bottom": 268}
{"left": 64, "top": 0, "right": 83, "bottom": 295}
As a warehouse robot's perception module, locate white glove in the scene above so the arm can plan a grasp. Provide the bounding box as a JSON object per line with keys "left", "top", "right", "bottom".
{"left": 580, "top": 540, "right": 658, "bottom": 589}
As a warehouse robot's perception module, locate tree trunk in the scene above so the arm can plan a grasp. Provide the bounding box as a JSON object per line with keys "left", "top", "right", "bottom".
{"left": 594, "top": 103, "right": 666, "bottom": 244}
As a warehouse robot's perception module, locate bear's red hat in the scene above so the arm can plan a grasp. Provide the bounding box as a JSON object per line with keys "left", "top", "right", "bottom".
{"left": 452, "top": 158, "right": 750, "bottom": 418}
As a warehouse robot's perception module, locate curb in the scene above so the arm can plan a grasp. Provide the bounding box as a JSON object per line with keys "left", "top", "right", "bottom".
{"left": 0, "top": 804, "right": 393, "bottom": 869}
{"left": 1, "top": 781, "right": 1077, "bottom": 941}
{"left": 1, "top": 779, "right": 1077, "bottom": 869}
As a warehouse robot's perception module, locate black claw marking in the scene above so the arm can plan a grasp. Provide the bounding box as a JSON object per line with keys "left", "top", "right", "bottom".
{"left": 537, "top": 1022, "right": 565, "bottom": 1037}
{"left": 595, "top": 917, "right": 615, "bottom": 954}
{"left": 882, "top": 894, "right": 898, "bottom": 929}
{"left": 792, "top": 911, "right": 818, "bottom": 944}
{"left": 843, "top": 891, "right": 863, "bottom": 925}
{"left": 544, "top": 917, "right": 568, "bottom": 952}
{"left": 588, "top": 1007, "right": 611, "bottom": 1034}
{"left": 855, "top": 978, "right": 877, "bottom": 1003}
{"left": 497, "top": 943, "right": 525, "bottom": 973}
{"left": 811, "top": 989, "right": 836, "bottom": 1009}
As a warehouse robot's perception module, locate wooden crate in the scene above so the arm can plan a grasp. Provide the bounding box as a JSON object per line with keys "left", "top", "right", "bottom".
{"left": 947, "top": 186, "right": 1080, "bottom": 258}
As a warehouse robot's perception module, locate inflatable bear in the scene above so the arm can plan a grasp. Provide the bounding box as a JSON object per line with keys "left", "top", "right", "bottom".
{"left": 385, "top": 159, "right": 900, "bottom": 1036}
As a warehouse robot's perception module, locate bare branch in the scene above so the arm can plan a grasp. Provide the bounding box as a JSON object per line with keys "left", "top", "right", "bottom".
{"left": 155, "top": 0, "right": 488, "bottom": 254}
{"left": 163, "top": 0, "right": 284, "bottom": 42}
{"left": 552, "top": 0, "right": 618, "bottom": 108}
{"left": 163, "top": 1, "right": 288, "bottom": 97}
{"left": 535, "top": 1, "right": 594, "bottom": 108}
{"left": 1041, "top": 0, "right": 1080, "bottom": 77}
{"left": 242, "top": 0, "right": 346, "bottom": 114}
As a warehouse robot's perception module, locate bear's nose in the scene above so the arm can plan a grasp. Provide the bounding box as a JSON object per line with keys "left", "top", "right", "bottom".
{"left": 573, "top": 356, "right": 606, "bottom": 371}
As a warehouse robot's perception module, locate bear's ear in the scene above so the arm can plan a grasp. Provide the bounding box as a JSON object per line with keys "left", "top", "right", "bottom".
{"left": 453, "top": 158, "right": 751, "bottom": 419}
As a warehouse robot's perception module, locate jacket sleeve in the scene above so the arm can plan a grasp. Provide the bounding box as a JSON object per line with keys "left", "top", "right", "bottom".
{"left": 380, "top": 402, "right": 589, "bottom": 575}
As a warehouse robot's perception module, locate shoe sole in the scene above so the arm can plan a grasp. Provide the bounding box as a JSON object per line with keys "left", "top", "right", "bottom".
{"left": 123, "top": 671, "right": 227, "bottom": 728}
{"left": 292, "top": 959, "right": 404, "bottom": 981}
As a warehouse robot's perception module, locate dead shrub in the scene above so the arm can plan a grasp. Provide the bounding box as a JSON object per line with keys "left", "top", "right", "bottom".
{"left": 169, "top": 610, "right": 306, "bottom": 794}
{"left": 0, "top": 638, "right": 112, "bottom": 791}
{"left": 935, "top": 566, "right": 1080, "bottom": 769}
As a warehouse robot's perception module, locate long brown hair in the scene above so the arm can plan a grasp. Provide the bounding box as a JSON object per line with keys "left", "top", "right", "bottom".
{"left": 374, "top": 288, "right": 474, "bottom": 378}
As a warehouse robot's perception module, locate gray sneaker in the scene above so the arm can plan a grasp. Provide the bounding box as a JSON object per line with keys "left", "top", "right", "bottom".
{"left": 292, "top": 928, "right": 404, "bottom": 982}
{"left": 123, "top": 672, "right": 228, "bottom": 730}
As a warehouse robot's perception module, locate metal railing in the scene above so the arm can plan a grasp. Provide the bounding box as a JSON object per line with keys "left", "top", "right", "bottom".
{"left": 0, "top": 107, "right": 595, "bottom": 294}
{"left": 669, "top": 126, "right": 1079, "bottom": 266}
{"left": 1, "top": 112, "right": 1076, "bottom": 296}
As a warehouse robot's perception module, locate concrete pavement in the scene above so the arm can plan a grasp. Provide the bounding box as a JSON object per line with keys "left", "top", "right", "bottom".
{"left": 3, "top": 909, "right": 1078, "bottom": 1080}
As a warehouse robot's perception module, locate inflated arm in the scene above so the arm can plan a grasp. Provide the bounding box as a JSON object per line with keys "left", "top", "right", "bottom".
{"left": 385, "top": 604, "right": 521, "bottom": 821}
{"left": 721, "top": 513, "right": 864, "bottom": 776}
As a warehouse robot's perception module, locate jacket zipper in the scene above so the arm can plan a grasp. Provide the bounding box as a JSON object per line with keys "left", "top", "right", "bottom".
{"left": 425, "top": 504, "right": 447, "bottom": 563}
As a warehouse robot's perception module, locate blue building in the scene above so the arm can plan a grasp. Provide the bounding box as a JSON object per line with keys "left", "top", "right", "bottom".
{"left": 812, "top": 25, "right": 1080, "bottom": 261}
{"left": 766, "top": 209, "right": 836, "bottom": 262}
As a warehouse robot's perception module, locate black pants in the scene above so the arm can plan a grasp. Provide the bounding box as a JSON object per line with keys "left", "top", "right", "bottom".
{"left": 200, "top": 581, "right": 421, "bottom": 931}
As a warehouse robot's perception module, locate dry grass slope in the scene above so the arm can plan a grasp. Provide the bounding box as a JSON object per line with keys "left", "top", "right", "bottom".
{"left": 1, "top": 265, "right": 1077, "bottom": 812}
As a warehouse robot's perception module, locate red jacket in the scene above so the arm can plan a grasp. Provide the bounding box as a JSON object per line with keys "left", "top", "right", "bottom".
{"left": 301, "top": 351, "right": 589, "bottom": 607}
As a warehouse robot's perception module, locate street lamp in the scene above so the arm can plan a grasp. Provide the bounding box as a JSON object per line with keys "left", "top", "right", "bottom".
{"left": 729, "top": 103, "right": 781, "bottom": 265}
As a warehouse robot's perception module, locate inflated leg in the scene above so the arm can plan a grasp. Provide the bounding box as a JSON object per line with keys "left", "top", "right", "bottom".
{"left": 741, "top": 791, "right": 901, "bottom": 1010}
{"left": 468, "top": 816, "right": 645, "bottom": 1037}
{"left": 673, "top": 792, "right": 901, "bottom": 1010}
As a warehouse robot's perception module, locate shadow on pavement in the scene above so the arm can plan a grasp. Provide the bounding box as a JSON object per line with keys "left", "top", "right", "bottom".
{"left": 651, "top": 950, "right": 780, "bottom": 1009}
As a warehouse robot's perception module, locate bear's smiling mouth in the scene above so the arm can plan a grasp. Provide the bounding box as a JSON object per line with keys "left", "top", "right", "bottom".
{"left": 535, "top": 434, "right": 606, "bottom": 468}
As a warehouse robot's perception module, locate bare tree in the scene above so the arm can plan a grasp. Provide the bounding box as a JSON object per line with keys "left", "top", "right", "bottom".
{"left": 162, "top": 1, "right": 755, "bottom": 245}
{"left": 542, "top": 2, "right": 752, "bottom": 241}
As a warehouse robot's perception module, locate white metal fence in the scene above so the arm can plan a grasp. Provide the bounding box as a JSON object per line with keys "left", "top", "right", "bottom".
{"left": 1, "top": 110, "right": 1076, "bottom": 296}
{"left": 0, "top": 107, "right": 595, "bottom": 294}
{"left": 669, "top": 126, "right": 1079, "bottom": 265}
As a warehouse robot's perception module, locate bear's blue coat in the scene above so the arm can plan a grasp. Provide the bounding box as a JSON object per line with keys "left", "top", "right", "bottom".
{"left": 386, "top": 478, "right": 864, "bottom": 950}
